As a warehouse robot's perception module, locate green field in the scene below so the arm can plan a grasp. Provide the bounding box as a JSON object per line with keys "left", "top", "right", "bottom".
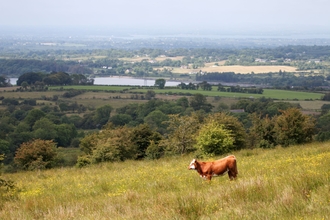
{"left": 1, "top": 86, "right": 326, "bottom": 114}
{"left": 1, "top": 142, "right": 329, "bottom": 219}
{"left": 50, "top": 85, "right": 324, "bottom": 101}
{"left": 135, "top": 88, "right": 323, "bottom": 100}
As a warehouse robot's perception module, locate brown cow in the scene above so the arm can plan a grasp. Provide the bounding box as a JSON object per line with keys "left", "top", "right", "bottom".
{"left": 188, "top": 155, "right": 238, "bottom": 181}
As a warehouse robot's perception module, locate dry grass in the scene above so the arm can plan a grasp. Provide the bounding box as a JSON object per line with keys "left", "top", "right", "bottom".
{"left": 1, "top": 142, "right": 330, "bottom": 219}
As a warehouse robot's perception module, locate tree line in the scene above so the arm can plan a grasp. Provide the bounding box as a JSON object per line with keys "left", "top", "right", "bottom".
{"left": 2, "top": 90, "right": 330, "bottom": 171}
{"left": 15, "top": 71, "right": 94, "bottom": 88}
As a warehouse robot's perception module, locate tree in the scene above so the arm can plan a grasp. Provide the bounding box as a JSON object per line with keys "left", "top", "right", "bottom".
{"left": 199, "top": 81, "right": 212, "bottom": 91}
{"left": 55, "top": 124, "right": 77, "bottom": 147}
{"left": 209, "top": 112, "right": 247, "bottom": 150}
{"left": 32, "top": 118, "right": 57, "bottom": 140}
{"left": 0, "top": 140, "right": 10, "bottom": 157}
{"left": 176, "top": 97, "right": 189, "bottom": 109}
{"left": 14, "top": 139, "right": 57, "bottom": 170}
{"left": 109, "top": 114, "right": 132, "bottom": 126}
{"left": 274, "top": 108, "right": 315, "bottom": 147}
{"left": 78, "top": 125, "right": 136, "bottom": 163}
{"left": 163, "top": 114, "right": 201, "bottom": 155}
{"left": 93, "top": 105, "right": 113, "bottom": 127}
{"left": 145, "top": 90, "right": 156, "bottom": 100}
{"left": 17, "top": 72, "right": 45, "bottom": 86}
{"left": 0, "top": 75, "right": 10, "bottom": 87}
{"left": 195, "top": 120, "right": 234, "bottom": 156}
{"left": 43, "top": 72, "right": 72, "bottom": 86}
{"left": 144, "top": 110, "right": 168, "bottom": 134}
{"left": 130, "top": 124, "right": 162, "bottom": 159}
{"left": 154, "top": 78, "right": 166, "bottom": 89}
{"left": 0, "top": 116, "right": 15, "bottom": 139}
{"left": 249, "top": 113, "right": 276, "bottom": 148}
{"left": 189, "top": 93, "right": 213, "bottom": 113}
{"left": 21, "top": 81, "right": 29, "bottom": 90}
{"left": 24, "top": 109, "right": 45, "bottom": 127}
{"left": 59, "top": 102, "right": 70, "bottom": 112}
{"left": 315, "top": 112, "right": 330, "bottom": 141}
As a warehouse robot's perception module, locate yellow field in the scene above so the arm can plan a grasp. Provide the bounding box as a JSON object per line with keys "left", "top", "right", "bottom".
{"left": 172, "top": 64, "right": 298, "bottom": 74}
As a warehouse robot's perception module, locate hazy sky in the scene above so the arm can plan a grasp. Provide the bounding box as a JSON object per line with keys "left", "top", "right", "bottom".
{"left": 1, "top": 0, "right": 329, "bottom": 35}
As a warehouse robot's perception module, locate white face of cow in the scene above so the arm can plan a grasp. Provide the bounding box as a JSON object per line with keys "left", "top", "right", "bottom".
{"left": 188, "top": 159, "right": 196, "bottom": 170}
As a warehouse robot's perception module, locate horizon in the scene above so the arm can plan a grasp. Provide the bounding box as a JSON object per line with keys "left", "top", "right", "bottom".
{"left": 1, "top": 25, "right": 330, "bottom": 39}
{"left": 1, "top": 0, "right": 330, "bottom": 39}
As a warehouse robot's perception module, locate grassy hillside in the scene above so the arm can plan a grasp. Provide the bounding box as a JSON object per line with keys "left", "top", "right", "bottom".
{"left": 1, "top": 142, "right": 330, "bottom": 219}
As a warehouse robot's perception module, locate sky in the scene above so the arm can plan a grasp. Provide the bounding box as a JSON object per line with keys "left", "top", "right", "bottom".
{"left": 1, "top": 0, "right": 330, "bottom": 36}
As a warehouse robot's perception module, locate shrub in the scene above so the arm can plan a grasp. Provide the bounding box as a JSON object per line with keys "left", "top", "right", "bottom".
{"left": 0, "top": 155, "right": 17, "bottom": 205}
{"left": 209, "top": 112, "right": 247, "bottom": 150}
{"left": 14, "top": 139, "right": 57, "bottom": 170}
{"left": 78, "top": 125, "right": 137, "bottom": 164}
{"left": 195, "top": 120, "right": 234, "bottom": 156}
{"left": 145, "top": 140, "right": 164, "bottom": 160}
{"left": 76, "top": 156, "right": 91, "bottom": 168}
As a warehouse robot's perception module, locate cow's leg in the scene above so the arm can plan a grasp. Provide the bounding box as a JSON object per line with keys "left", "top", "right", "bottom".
{"left": 228, "top": 171, "right": 233, "bottom": 180}
{"left": 206, "top": 175, "right": 212, "bottom": 181}
{"left": 228, "top": 170, "right": 236, "bottom": 180}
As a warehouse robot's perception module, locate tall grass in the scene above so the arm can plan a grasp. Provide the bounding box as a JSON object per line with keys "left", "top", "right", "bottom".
{"left": 1, "top": 142, "right": 330, "bottom": 219}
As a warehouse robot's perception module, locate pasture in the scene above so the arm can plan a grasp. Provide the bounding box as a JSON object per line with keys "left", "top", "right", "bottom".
{"left": 1, "top": 142, "right": 329, "bottom": 219}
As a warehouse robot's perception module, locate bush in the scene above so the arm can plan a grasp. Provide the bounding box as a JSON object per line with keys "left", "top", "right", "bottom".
{"left": 76, "top": 156, "right": 91, "bottom": 168}
{"left": 209, "top": 112, "right": 247, "bottom": 150}
{"left": 14, "top": 139, "right": 57, "bottom": 170}
{"left": 0, "top": 155, "right": 17, "bottom": 205}
{"left": 195, "top": 120, "right": 234, "bottom": 156}
{"left": 145, "top": 141, "right": 164, "bottom": 160}
{"left": 91, "top": 143, "right": 121, "bottom": 163}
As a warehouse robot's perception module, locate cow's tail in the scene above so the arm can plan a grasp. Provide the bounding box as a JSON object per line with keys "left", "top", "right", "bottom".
{"left": 232, "top": 156, "right": 238, "bottom": 177}
{"left": 233, "top": 158, "right": 238, "bottom": 176}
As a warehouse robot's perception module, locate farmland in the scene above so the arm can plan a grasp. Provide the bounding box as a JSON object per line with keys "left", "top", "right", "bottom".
{"left": 166, "top": 64, "right": 298, "bottom": 74}
{"left": 1, "top": 142, "right": 329, "bottom": 219}
{"left": 48, "top": 85, "right": 324, "bottom": 101}
{"left": 0, "top": 85, "right": 326, "bottom": 113}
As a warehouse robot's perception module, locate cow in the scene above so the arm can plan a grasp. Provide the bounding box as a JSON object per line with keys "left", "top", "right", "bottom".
{"left": 188, "top": 155, "right": 238, "bottom": 181}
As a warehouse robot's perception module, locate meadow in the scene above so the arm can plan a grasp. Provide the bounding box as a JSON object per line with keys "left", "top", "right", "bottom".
{"left": 1, "top": 142, "right": 330, "bottom": 219}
